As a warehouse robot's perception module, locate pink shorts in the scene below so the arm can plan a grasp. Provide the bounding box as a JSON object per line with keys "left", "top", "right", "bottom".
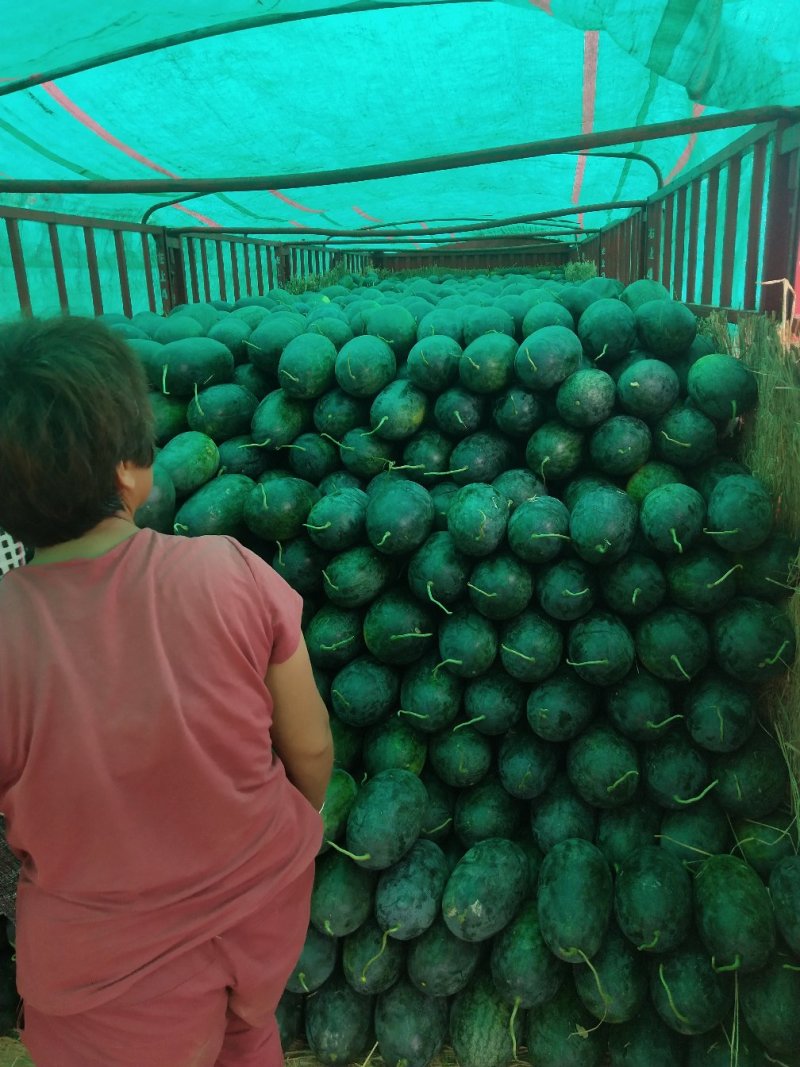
{"left": 20, "top": 863, "right": 315, "bottom": 1067}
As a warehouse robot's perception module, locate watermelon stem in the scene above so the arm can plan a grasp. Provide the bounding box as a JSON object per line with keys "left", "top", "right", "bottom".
{"left": 303, "top": 521, "right": 332, "bottom": 531}
{"left": 703, "top": 528, "right": 740, "bottom": 537}
{"left": 453, "top": 716, "right": 486, "bottom": 732}
{"left": 629, "top": 380, "right": 640, "bottom": 388}
{"left": 466, "top": 357, "right": 480, "bottom": 371}
{"left": 325, "top": 840, "right": 371, "bottom": 863}
{"left": 594, "top": 343, "right": 609, "bottom": 363}
{"left": 660, "top": 431, "right": 692, "bottom": 448}
{"left": 322, "top": 570, "right": 338, "bottom": 590}
{"left": 423, "top": 466, "right": 469, "bottom": 477}
{"left": 426, "top": 581, "right": 453, "bottom": 615}
{"left": 525, "top": 351, "right": 538, "bottom": 373}
{"left": 509, "top": 997, "right": 521, "bottom": 1060}
{"left": 278, "top": 443, "right": 306, "bottom": 451}
{"left": 765, "top": 576, "right": 798, "bottom": 591}
{"left": 528, "top": 532, "right": 571, "bottom": 540}
{"left": 362, "top": 417, "right": 388, "bottom": 437}
{"left": 297, "top": 972, "right": 309, "bottom": 994}
{"left": 388, "top": 462, "right": 425, "bottom": 472}
{"left": 281, "top": 370, "right": 300, "bottom": 383}
{"left": 564, "top": 587, "right": 589, "bottom": 597}
{"left": 566, "top": 658, "right": 609, "bottom": 667}
{"left": 321, "top": 636, "right": 355, "bottom": 652}
{"left": 646, "top": 713, "right": 684, "bottom": 730}
{"left": 658, "top": 963, "right": 691, "bottom": 1026}
{"left": 669, "top": 528, "right": 683, "bottom": 553}
{"left": 241, "top": 439, "right": 271, "bottom": 448}
{"left": 669, "top": 654, "right": 692, "bottom": 681}
{"left": 360, "top": 927, "right": 400, "bottom": 984}
{"left": 574, "top": 948, "right": 611, "bottom": 1023}
{"left": 712, "top": 954, "right": 742, "bottom": 974}
{"left": 324, "top": 920, "right": 335, "bottom": 936}
{"left": 539, "top": 456, "right": 550, "bottom": 480}
{"left": 502, "top": 644, "right": 538, "bottom": 664}
{"left": 331, "top": 689, "right": 351, "bottom": 708}
{"left": 673, "top": 779, "right": 719, "bottom": 805}
{"left": 707, "top": 563, "right": 742, "bottom": 587}
{"left": 759, "top": 639, "right": 790, "bottom": 667}
{"left": 390, "top": 631, "right": 434, "bottom": 640}
{"left": 275, "top": 540, "right": 284, "bottom": 566}
{"left": 655, "top": 834, "right": 712, "bottom": 858}
{"left": 161, "top": 364, "right": 170, "bottom": 395}
{"left": 467, "top": 582, "right": 497, "bottom": 598}
{"left": 638, "top": 931, "right": 660, "bottom": 951}
{"left": 173, "top": 523, "right": 189, "bottom": 534}
{"left": 433, "top": 659, "right": 461, "bottom": 678}
{"left": 632, "top": 587, "right": 641, "bottom": 606}
{"left": 193, "top": 382, "right": 204, "bottom": 416}
{"left": 397, "top": 709, "right": 428, "bottom": 720}
{"left": 607, "top": 769, "right": 640, "bottom": 794}
{"left": 425, "top": 816, "right": 452, "bottom": 834}
{"left": 358, "top": 1043, "right": 379, "bottom": 1067}
{"left": 454, "top": 410, "right": 466, "bottom": 428}
{"left": 783, "top": 963, "right": 800, "bottom": 972}
{"left": 376, "top": 531, "right": 392, "bottom": 548}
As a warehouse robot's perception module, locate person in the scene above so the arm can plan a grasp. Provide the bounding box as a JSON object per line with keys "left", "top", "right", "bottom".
{"left": 0, "top": 316, "right": 334, "bottom": 1067}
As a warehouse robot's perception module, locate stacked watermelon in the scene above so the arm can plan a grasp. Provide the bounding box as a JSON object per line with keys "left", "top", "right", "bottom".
{"left": 122, "top": 267, "right": 800, "bottom": 1067}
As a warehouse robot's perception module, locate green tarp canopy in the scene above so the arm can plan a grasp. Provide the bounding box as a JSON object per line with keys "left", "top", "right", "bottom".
{"left": 0, "top": 0, "right": 797, "bottom": 239}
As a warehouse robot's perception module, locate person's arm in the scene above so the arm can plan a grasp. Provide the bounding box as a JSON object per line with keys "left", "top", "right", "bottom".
{"left": 266, "top": 638, "right": 334, "bottom": 811}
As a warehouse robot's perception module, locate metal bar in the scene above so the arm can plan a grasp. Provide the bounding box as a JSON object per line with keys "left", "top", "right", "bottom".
{"left": 0, "top": 205, "right": 159, "bottom": 232}
{"left": 4, "top": 111, "right": 797, "bottom": 196}
{"left": 686, "top": 179, "right": 701, "bottom": 303}
{"left": 383, "top": 244, "right": 572, "bottom": 259}
{"left": 744, "top": 139, "right": 768, "bottom": 309}
{"left": 83, "top": 227, "right": 104, "bottom": 316}
{"left": 646, "top": 201, "right": 662, "bottom": 282}
{"left": 230, "top": 242, "right": 241, "bottom": 301}
{"left": 48, "top": 224, "right": 69, "bottom": 313}
{"left": 686, "top": 303, "right": 753, "bottom": 323}
{"left": 173, "top": 203, "right": 642, "bottom": 240}
{"left": 266, "top": 249, "right": 275, "bottom": 291}
{"left": 200, "top": 240, "right": 211, "bottom": 302}
{"left": 648, "top": 122, "right": 781, "bottom": 203}
{"left": 661, "top": 195, "right": 675, "bottom": 295}
{"left": 186, "top": 238, "right": 200, "bottom": 303}
{"left": 719, "top": 156, "right": 742, "bottom": 308}
{"left": 6, "top": 217, "right": 32, "bottom": 316}
{"left": 141, "top": 233, "right": 157, "bottom": 313}
{"left": 216, "top": 243, "right": 227, "bottom": 301}
{"left": 761, "top": 134, "right": 795, "bottom": 315}
{"left": 114, "top": 230, "right": 133, "bottom": 317}
{"left": 569, "top": 149, "right": 663, "bottom": 188}
{"left": 255, "top": 246, "right": 265, "bottom": 295}
{"left": 243, "top": 243, "right": 252, "bottom": 296}
{"left": 0, "top": 1, "right": 488, "bottom": 98}
{"left": 701, "top": 167, "right": 721, "bottom": 305}
{"left": 154, "top": 232, "right": 172, "bottom": 312}
{"left": 673, "top": 185, "right": 688, "bottom": 301}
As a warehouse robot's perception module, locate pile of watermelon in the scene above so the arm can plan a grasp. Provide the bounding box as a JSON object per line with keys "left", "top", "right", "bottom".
{"left": 119, "top": 267, "right": 800, "bottom": 1067}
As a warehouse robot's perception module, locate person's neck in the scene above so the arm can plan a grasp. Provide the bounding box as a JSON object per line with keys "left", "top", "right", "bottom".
{"left": 30, "top": 514, "right": 140, "bottom": 566}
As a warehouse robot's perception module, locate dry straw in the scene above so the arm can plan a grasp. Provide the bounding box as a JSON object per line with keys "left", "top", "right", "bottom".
{"left": 704, "top": 309, "right": 800, "bottom": 804}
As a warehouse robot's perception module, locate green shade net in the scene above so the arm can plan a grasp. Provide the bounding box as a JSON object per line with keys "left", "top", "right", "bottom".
{"left": 0, "top": 0, "right": 796, "bottom": 317}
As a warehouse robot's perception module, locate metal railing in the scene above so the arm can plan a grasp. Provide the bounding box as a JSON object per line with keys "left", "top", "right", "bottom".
{"left": 1, "top": 119, "right": 798, "bottom": 319}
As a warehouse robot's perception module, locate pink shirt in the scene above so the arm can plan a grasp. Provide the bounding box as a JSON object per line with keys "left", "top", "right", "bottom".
{"left": 0, "top": 529, "right": 321, "bottom": 1015}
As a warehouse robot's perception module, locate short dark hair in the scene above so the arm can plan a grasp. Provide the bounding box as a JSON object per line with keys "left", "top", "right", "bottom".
{"left": 0, "top": 316, "right": 154, "bottom": 548}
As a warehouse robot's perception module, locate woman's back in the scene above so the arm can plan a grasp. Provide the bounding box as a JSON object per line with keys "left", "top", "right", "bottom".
{"left": 0, "top": 529, "right": 321, "bottom": 1014}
